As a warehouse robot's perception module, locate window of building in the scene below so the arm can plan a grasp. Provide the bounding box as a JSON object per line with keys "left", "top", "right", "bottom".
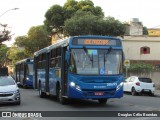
{"left": 140, "top": 46, "right": 150, "bottom": 54}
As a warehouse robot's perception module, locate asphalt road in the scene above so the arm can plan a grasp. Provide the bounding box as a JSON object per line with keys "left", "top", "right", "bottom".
{"left": 0, "top": 88, "right": 160, "bottom": 120}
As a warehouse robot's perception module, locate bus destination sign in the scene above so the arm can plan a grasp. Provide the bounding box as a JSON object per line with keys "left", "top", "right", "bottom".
{"left": 72, "top": 38, "right": 121, "bottom": 46}
{"left": 84, "top": 39, "right": 109, "bottom": 45}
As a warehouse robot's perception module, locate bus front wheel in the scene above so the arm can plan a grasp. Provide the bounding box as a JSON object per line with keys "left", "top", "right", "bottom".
{"left": 98, "top": 99, "right": 108, "bottom": 104}
{"left": 39, "top": 84, "right": 47, "bottom": 98}
{"left": 57, "top": 86, "right": 67, "bottom": 105}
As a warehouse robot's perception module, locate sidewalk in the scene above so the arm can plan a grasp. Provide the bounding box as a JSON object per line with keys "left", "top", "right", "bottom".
{"left": 155, "top": 90, "right": 160, "bottom": 97}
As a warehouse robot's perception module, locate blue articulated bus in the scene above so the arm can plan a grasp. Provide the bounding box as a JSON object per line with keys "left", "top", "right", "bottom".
{"left": 34, "top": 36, "right": 124, "bottom": 104}
{"left": 15, "top": 58, "right": 34, "bottom": 88}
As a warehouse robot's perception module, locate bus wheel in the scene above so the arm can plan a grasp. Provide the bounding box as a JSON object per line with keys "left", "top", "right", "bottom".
{"left": 57, "top": 86, "right": 67, "bottom": 105}
{"left": 98, "top": 99, "right": 108, "bottom": 104}
{"left": 39, "top": 84, "right": 46, "bottom": 98}
{"left": 23, "top": 85, "right": 27, "bottom": 89}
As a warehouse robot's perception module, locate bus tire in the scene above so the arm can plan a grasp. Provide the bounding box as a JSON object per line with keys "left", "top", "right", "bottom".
{"left": 57, "top": 85, "right": 67, "bottom": 105}
{"left": 23, "top": 85, "right": 27, "bottom": 89}
{"left": 98, "top": 99, "right": 108, "bottom": 104}
{"left": 39, "top": 83, "right": 46, "bottom": 98}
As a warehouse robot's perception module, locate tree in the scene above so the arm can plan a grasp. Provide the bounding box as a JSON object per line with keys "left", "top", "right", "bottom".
{"left": 0, "top": 44, "right": 8, "bottom": 66}
{"left": 143, "top": 26, "right": 148, "bottom": 35}
{"left": 44, "top": 5, "right": 64, "bottom": 34}
{"left": 14, "top": 25, "right": 51, "bottom": 56}
{"left": 76, "top": 0, "right": 104, "bottom": 16}
{"left": 14, "top": 35, "right": 28, "bottom": 47}
{"left": 44, "top": 0, "right": 104, "bottom": 35}
{"left": 103, "top": 17, "right": 126, "bottom": 36}
{"left": 64, "top": 12, "right": 125, "bottom": 36}
{"left": 27, "top": 25, "right": 51, "bottom": 54}
{"left": 0, "top": 24, "right": 11, "bottom": 43}
{"left": 7, "top": 47, "right": 30, "bottom": 65}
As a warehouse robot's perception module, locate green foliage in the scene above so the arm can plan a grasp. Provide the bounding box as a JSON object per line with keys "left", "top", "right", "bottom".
{"left": 0, "top": 24, "right": 11, "bottom": 43}
{"left": 128, "top": 63, "right": 153, "bottom": 74}
{"left": 0, "top": 44, "right": 8, "bottom": 66}
{"left": 76, "top": 0, "right": 104, "bottom": 16}
{"left": 27, "top": 25, "right": 51, "bottom": 54}
{"left": 143, "top": 26, "right": 148, "bottom": 35}
{"left": 7, "top": 47, "right": 30, "bottom": 65}
{"left": 104, "top": 17, "right": 126, "bottom": 36}
{"left": 44, "top": 5, "right": 64, "bottom": 31}
{"left": 44, "top": 0, "right": 104, "bottom": 35}
{"left": 64, "top": 12, "right": 125, "bottom": 36}
{"left": 14, "top": 25, "right": 51, "bottom": 56}
{"left": 14, "top": 35, "right": 28, "bottom": 47}
{"left": 64, "top": 11, "right": 99, "bottom": 35}
{"left": 64, "top": 0, "right": 78, "bottom": 19}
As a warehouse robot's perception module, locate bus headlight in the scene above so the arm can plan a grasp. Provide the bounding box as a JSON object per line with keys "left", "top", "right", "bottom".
{"left": 70, "top": 82, "right": 81, "bottom": 91}
{"left": 70, "top": 82, "right": 75, "bottom": 87}
{"left": 116, "top": 82, "right": 123, "bottom": 91}
{"left": 26, "top": 77, "right": 29, "bottom": 80}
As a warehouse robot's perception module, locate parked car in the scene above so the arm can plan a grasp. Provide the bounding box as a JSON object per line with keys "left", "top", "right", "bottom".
{"left": 0, "top": 76, "right": 21, "bottom": 105}
{"left": 123, "top": 76, "right": 155, "bottom": 96}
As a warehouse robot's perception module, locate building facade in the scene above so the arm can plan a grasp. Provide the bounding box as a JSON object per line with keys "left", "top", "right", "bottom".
{"left": 122, "top": 36, "right": 160, "bottom": 66}
{"left": 148, "top": 28, "right": 160, "bottom": 37}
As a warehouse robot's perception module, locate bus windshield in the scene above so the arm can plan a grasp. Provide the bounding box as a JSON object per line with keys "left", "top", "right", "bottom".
{"left": 27, "top": 64, "right": 34, "bottom": 75}
{"left": 70, "top": 49, "right": 122, "bottom": 75}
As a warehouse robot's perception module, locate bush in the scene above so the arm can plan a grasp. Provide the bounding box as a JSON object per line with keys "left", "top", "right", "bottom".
{"left": 128, "top": 63, "right": 153, "bottom": 74}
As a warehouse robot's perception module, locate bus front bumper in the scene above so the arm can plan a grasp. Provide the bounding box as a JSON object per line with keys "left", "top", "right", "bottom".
{"left": 67, "top": 85, "right": 123, "bottom": 99}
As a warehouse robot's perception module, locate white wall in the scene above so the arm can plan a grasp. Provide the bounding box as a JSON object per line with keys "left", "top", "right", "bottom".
{"left": 122, "top": 36, "right": 160, "bottom": 60}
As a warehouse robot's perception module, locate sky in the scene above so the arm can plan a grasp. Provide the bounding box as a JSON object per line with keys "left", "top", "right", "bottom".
{"left": 1, "top": 0, "right": 160, "bottom": 46}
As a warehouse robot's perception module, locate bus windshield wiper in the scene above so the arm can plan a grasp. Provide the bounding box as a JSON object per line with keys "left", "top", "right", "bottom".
{"left": 107, "top": 46, "right": 112, "bottom": 54}
{"left": 104, "top": 46, "right": 112, "bottom": 69}
{"left": 83, "top": 46, "right": 93, "bottom": 67}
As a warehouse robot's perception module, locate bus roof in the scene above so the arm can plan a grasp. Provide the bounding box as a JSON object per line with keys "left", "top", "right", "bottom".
{"left": 34, "top": 38, "right": 69, "bottom": 56}
{"left": 16, "top": 58, "right": 33, "bottom": 65}
{"left": 34, "top": 47, "right": 48, "bottom": 56}
{"left": 34, "top": 35, "right": 123, "bottom": 56}
{"left": 47, "top": 38, "right": 69, "bottom": 50}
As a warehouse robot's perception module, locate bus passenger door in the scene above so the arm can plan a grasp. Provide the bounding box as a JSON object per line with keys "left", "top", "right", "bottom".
{"left": 61, "top": 47, "right": 68, "bottom": 96}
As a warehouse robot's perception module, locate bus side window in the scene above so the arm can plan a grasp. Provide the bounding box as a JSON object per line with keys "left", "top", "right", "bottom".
{"left": 50, "top": 49, "right": 56, "bottom": 67}
{"left": 56, "top": 47, "right": 61, "bottom": 67}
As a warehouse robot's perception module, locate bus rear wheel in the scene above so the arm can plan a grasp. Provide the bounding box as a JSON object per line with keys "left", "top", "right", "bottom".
{"left": 98, "top": 99, "right": 108, "bottom": 104}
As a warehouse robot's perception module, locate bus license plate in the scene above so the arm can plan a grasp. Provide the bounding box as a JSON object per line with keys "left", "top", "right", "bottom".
{"left": 94, "top": 92, "right": 104, "bottom": 96}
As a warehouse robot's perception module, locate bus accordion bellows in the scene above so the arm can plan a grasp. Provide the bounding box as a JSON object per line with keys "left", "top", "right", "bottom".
{"left": 34, "top": 35, "right": 125, "bottom": 104}
{"left": 15, "top": 58, "right": 34, "bottom": 88}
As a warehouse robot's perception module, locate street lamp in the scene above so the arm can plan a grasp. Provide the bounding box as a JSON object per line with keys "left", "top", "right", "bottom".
{"left": 0, "top": 8, "right": 19, "bottom": 18}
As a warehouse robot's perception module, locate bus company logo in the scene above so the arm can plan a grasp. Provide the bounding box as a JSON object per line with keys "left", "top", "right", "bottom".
{"left": 94, "top": 86, "right": 106, "bottom": 89}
